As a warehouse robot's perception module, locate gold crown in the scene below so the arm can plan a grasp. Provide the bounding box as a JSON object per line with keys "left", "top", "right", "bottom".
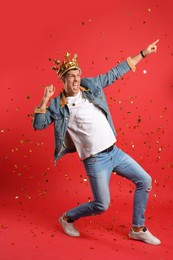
{"left": 52, "top": 52, "right": 81, "bottom": 78}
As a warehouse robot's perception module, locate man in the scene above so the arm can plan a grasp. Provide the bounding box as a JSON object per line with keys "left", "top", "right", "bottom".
{"left": 33, "top": 40, "right": 161, "bottom": 245}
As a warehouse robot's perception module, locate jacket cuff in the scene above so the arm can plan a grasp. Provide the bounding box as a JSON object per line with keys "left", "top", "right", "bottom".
{"left": 34, "top": 107, "right": 46, "bottom": 114}
{"left": 126, "top": 57, "right": 136, "bottom": 72}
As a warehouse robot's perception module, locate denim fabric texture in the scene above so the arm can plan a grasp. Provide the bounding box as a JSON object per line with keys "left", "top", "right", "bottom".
{"left": 33, "top": 61, "right": 130, "bottom": 162}
{"left": 67, "top": 146, "right": 152, "bottom": 227}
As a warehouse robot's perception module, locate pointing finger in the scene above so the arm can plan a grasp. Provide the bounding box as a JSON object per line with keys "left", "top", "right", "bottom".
{"left": 152, "top": 39, "right": 159, "bottom": 45}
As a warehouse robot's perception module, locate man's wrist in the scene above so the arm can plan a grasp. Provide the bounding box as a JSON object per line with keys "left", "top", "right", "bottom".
{"left": 42, "top": 96, "right": 50, "bottom": 102}
{"left": 140, "top": 50, "right": 147, "bottom": 58}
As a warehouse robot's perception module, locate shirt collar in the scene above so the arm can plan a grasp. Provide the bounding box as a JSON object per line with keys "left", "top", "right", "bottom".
{"left": 60, "top": 86, "right": 86, "bottom": 108}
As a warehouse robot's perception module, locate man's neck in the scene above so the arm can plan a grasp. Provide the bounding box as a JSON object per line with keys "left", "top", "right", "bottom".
{"left": 64, "top": 90, "right": 80, "bottom": 97}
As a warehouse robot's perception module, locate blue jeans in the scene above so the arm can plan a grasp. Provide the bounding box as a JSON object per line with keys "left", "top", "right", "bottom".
{"left": 66, "top": 146, "right": 152, "bottom": 227}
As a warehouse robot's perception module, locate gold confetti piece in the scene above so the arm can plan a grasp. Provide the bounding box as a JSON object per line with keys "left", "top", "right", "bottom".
{"left": 137, "top": 116, "right": 141, "bottom": 123}
{"left": 0, "top": 225, "right": 9, "bottom": 229}
{"left": 39, "top": 190, "right": 48, "bottom": 196}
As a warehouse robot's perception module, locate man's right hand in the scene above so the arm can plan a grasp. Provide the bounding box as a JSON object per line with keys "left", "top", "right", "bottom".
{"left": 35, "top": 84, "right": 56, "bottom": 113}
{"left": 44, "top": 84, "right": 56, "bottom": 99}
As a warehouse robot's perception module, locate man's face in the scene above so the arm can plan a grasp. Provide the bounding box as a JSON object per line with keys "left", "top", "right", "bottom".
{"left": 62, "top": 69, "right": 81, "bottom": 96}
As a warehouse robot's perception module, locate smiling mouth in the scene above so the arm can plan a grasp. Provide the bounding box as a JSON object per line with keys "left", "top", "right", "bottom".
{"left": 73, "top": 84, "right": 78, "bottom": 88}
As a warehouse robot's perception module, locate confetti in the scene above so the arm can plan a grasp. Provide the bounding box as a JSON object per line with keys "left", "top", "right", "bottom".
{"left": 39, "top": 190, "right": 47, "bottom": 196}
{"left": 1, "top": 225, "right": 9, "bottom": 229}
{"left": 137, "top": 116, "right": 141, "bottom": 123}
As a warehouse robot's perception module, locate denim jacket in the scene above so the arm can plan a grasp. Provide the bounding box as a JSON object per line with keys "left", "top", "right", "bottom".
{"left": 33, "top": 61, "right": 131, "bottom": 162}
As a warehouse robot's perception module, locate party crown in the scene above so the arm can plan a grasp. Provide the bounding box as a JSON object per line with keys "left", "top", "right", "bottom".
{"left": 52, "top": 52, "right": 81, "bottom": 78}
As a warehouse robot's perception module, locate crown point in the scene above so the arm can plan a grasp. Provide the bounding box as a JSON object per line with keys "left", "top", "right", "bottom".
{"left": 52, "top": 52, "right": 81, "bottom": 78}
{"left": 65, "top": 53, "right": 71, "bottom": 62}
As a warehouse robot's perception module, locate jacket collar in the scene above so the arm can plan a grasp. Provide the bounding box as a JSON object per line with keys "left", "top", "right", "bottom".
{"left": 60, "top": 86, "right": 87, "bottom": 108}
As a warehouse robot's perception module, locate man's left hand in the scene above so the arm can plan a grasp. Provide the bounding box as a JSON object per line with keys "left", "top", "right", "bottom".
{"left": 143, "top": 39, "right": 159, "bottom": 57}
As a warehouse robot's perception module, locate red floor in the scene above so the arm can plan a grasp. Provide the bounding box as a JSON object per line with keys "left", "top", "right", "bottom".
{"left": 1, "top": 179, "right": 173, "bottom": 260}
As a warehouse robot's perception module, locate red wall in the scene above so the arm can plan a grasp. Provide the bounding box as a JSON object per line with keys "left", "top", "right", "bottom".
{"left": 1, "top": 0, "right": 173, "bottom": 220}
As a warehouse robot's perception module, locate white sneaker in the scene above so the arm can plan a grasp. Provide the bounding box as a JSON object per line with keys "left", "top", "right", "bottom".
{"left": 59, "top": 214, "right": 80, "bottom": 237}
{"left": 129, "top": 227, "right": 161, "bottom": 245}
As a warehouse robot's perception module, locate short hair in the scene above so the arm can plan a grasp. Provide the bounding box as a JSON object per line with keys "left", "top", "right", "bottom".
{"left": 62, "top": 68, "right": 81, "bottom": 79}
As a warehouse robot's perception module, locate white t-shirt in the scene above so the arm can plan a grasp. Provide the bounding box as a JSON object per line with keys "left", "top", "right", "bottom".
{"left": 66, "top": 91, "right": 116, "bottom": 160}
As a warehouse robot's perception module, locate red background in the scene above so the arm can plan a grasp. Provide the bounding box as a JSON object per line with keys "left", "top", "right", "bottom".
{"left": 1, "top": 0, "right": 173, "bottom": 259}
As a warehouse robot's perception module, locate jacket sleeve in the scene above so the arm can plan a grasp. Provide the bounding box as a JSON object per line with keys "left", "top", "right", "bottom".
{"left": 82, "top": 61, "right": 131, "bottom": 89}
{"left": 32, "top": 108, "right": 54, "bottom": 130}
